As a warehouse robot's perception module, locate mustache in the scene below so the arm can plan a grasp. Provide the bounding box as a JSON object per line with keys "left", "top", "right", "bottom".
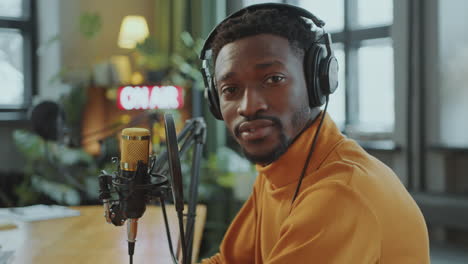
{"left": 234, "top": 115, "right": 283, "bottom": 138}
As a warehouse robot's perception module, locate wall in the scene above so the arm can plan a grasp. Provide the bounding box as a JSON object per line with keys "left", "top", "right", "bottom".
{"left": 60, "top": 0, "right": 155, "bottom": 72}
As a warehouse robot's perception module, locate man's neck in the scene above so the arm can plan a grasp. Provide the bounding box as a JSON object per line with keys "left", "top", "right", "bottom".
{"left": 291, "top": 107, "right": 322, "bottom": 145}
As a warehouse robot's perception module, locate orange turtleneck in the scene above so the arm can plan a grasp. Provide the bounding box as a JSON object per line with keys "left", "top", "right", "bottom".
{"left": 202, "top": 113, "right": 429, "bottom": 264}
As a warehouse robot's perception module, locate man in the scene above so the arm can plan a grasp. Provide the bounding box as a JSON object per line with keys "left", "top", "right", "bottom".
{"left": 200, "top": 3, "right": 429, "bottom": 263}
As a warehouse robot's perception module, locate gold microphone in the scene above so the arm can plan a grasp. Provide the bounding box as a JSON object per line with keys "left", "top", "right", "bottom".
{"left": 120, "top": 127, "right": 151, "bottom": 262}
{"left": 120, "top": 128, "right": 150, "bottom": 171}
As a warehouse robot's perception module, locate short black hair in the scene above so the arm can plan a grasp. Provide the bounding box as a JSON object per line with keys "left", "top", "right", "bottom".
{"left": 211, "top": 8, "right": 318, "bottom": 62}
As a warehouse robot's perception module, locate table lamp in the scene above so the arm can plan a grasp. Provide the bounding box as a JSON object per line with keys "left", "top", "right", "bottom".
{"left": 118, "top": 15, "right": 149, "bottom": 49}
{"left": 117, "top": 15, "right": 150, "bottom": 84}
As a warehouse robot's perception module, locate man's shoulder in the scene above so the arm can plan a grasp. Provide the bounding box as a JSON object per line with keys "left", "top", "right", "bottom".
{"left": 288, "top": 179, "right": 380, "bottom": 230}
{"left": 317, "top": 137, "right": 396, "bottom": 183}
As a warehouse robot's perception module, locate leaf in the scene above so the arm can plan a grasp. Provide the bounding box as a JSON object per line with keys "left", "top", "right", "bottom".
{"left": 85, "top": 177, "right": 100, "bottom": 199}
{"left": 135, "top": 36, "right": 158, "bottom": 55}
{"left": 60, "top": 84, "right": 87, "bottom": 127}
{"left": 180, "top": 31, "right": 194, "bottom": 47}
{"left": 13, "top": 130, "right": 45, "bottom": 160}
{"left": 79, "top": 12, "right": 102, "bottom": 40}
{"left": 216, "top": 172, "right": 235, "bottom": 188}
{"left": 36, "top": 34, "right": 60, "bottom": 56}
{"left": 31, "top": 176, "right": 81, "bottom": 205}
{"left": 52, "top": 144, "right": 94, "bottom": 165}
{"left": 48, "top": 67, "right": 70, "bottom": 85}
{"left": 15, "top": 181, "right": 42, "bottom": 206}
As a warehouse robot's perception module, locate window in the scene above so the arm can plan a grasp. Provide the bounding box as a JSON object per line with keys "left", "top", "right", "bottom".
{"left": 241, "top": 0, "right": 395, "bottom": 135}
{"left": 0, "top": 0, "right": 36, "bottom": 119}
{"left": 298, "top": 0, "right": 394, "bottom": 135}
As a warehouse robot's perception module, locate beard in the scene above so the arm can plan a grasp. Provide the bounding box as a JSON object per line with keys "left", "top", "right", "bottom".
{"left": 236, "top": 105, "right": 312, "bottom": 166}
{"left": 241, "top": 131, "right": 290, "bottom": 165}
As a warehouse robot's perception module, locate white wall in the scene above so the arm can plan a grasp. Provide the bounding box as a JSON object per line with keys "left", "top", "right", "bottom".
{"left": 37, "top": 0, "right": 67, "bottom": 102}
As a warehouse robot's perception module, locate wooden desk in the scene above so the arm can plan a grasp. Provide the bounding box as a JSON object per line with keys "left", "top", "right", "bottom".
{"left": 0, "top": 205, "right": 206, "bottom": 264}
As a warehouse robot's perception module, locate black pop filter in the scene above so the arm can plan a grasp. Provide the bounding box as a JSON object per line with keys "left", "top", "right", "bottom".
{"left": 164, "top": 113, "right": 187, "bottom": 262}
{"left": 164, "top": 113, "right": 184, "bottom": 212}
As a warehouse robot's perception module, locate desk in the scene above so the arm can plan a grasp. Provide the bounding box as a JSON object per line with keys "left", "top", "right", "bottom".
{"left": 0, "top": 205, "right": 206, "bottom": 264}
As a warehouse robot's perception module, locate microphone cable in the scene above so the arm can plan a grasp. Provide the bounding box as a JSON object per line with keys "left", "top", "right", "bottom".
{"left": 160, "top": 197, "right": 179, "bottom": 264}
{"left": 291, "top": 95, "right": 329, "bottom": 204}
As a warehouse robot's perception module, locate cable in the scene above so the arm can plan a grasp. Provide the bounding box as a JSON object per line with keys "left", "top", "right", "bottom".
{"left": 128, "top": 242, "right": 134, "bottom": 264}
{"left": 291, "top": 96, "right": 330, "bottom": 204}
{"left": 178, "top": 211, "right": 187, "bottom": 264}
{"left": 160, "top": 198, "right": 179, "bottom": 264}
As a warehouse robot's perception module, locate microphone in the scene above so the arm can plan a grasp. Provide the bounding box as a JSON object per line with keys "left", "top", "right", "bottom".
{"left": 97, "top": 115, "right": 207, "bottom": 264}
{"left": 119, "top": 127, "right": 151, "bottom": 262}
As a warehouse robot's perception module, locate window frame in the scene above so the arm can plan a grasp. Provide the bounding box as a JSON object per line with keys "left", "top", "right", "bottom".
{"left": 288, "top": 0, "right": 394, "bottom": 137}
{"left": 0, "top": 0, "right": 37, "bottom": 120}
{"left": 338, "top": 1, "right": 393, "bottom": 137}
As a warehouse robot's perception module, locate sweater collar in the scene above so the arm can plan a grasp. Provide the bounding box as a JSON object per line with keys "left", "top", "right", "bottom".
{"left": 255, "top": 113, "right": 344, "bottom": 189}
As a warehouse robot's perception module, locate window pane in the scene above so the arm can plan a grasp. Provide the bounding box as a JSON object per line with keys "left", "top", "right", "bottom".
{"left": 0, "top": 30, "right": 24, "bottom": 105}
{"left": 297, "top": 0, "right": 344, "bottom": 32}
{"left": 357, "top": 0, "right": 393, "bottom": 28}
{"left": 327, "top": 43, "right": 346, "bottom": 130}
{"left": 357, "top": 39, "right": 394, "bottom": 132}
{"left": 0, "top": 0, "right": 24, "bottom": 18}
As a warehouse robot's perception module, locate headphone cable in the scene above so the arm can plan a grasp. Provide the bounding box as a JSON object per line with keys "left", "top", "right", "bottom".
{"left": 291, "top": 96, "right": 329, "bottom": 204}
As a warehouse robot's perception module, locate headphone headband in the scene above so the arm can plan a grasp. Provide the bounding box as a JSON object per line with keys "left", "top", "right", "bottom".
{"left": 200, "top": 3, "right": 326, "bottom": 61}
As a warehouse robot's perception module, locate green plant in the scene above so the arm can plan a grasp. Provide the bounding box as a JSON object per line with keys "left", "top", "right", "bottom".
{"left": 135, "top": 36, "right": 167, "bottom": 71}
{"left": 12, "top": 130, "right": 103, "bottom": 206}
{"left": 166, "top": 31, "right": 205, "bottom": 89}
{"left": 61, "top": 84, "right": 88, "bottom": 147}
{"left": 134, "top": 31, "right": 204, "bottom": 89}
{"left": 79, "top": 12, "right": 102, "bottom": 40}
{"left": 10, "top": 11, "right": 105, "bottom": 206}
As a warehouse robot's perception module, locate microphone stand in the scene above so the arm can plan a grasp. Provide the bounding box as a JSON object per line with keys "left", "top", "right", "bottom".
{"left": 154, "top": 115, "right": 206, "bottom": 264}
{"left": 98, "top": 115, "right": 206, "bottom": 264}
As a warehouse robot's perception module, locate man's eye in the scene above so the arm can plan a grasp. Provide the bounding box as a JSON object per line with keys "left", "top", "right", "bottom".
{"left": 222, "top": 86, "right": 237, "bottom": 95}
{"left": 265, "top": 75, "right": 285, "bottom": 84}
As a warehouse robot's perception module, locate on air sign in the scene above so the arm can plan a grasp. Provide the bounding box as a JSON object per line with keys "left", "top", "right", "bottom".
{"left": 117, "top": 85, "right": 184, "bottom": 110}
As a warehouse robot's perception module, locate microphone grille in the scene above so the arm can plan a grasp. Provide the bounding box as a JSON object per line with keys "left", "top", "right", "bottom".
{"left": 121, "top": 128, "right": 150, "bottom": 171}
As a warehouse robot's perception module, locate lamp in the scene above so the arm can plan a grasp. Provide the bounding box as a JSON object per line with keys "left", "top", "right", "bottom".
{"left": 118, "top": 16, "right": 149, "bottom": 49}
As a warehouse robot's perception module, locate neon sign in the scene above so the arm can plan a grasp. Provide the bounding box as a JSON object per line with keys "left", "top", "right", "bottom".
{"left": 117, "top": 85, "right": 184, "bottom": 110}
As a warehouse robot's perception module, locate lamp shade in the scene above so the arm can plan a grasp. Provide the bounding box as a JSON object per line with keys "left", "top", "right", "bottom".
{"left": 118, "top": 15, "right": 149, "bottom": 49}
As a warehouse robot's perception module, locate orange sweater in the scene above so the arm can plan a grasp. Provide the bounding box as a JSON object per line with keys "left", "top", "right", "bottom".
{"left": 202, "top": 114, "right": 429, "bottom": 264}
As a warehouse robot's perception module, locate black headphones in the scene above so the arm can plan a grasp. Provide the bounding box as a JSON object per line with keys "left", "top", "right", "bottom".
{"left": 200, "top": 3, "right": 339, "bottom": 120}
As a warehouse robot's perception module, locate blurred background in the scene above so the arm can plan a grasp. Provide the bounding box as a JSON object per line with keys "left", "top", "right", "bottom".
{"left": 0, "top": 0, "right": 467, "bottom": 262}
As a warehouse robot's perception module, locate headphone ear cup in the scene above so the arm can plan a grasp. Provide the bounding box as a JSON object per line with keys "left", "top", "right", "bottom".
{"left": 320, "top": 56, "right": 339, "bottom": 96}
{"left": 204, "top": 79, "right": 223, "bottom": 120}
{"left": 304, "top": 44, "right": 327, "bottom": 107}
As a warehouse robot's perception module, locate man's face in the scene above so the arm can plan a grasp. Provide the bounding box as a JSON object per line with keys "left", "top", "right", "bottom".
{"left": 214, "top": 34, "right": 312, "bottom": 165}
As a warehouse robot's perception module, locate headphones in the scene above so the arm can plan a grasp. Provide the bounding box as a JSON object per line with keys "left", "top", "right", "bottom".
{"left": 30, "top": 100, "right": 73, "bottom": 146}
{"left": 200, "top": 3, "right": 339, "bottom": 120}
